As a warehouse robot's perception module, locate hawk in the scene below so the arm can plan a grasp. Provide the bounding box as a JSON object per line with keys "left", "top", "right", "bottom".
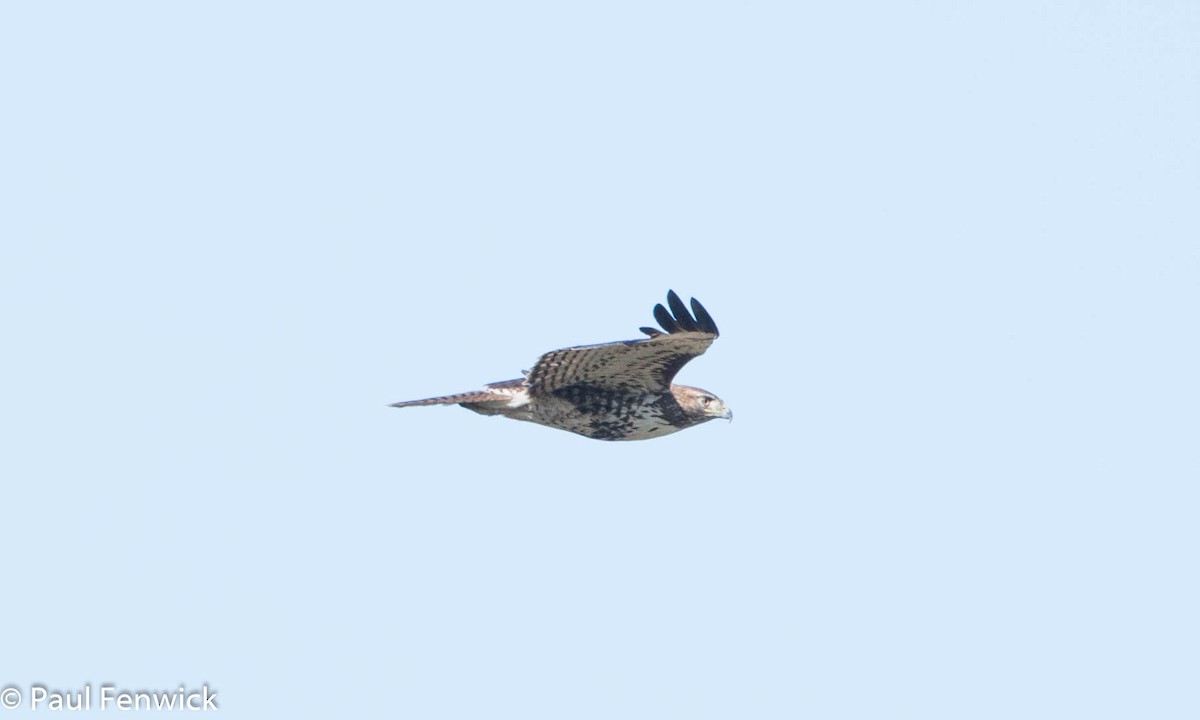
{"left": 390, "top": 290, "right": 731, "bottom": 441}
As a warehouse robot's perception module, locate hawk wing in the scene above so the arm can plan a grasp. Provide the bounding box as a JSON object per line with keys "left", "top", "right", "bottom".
{"left": 526, "top": 290, "right": 720, "bottom": 396}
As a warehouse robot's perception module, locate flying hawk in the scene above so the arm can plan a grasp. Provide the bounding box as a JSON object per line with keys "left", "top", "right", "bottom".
{"left": 390, "top": 290, "right": 731, "bottom": 441}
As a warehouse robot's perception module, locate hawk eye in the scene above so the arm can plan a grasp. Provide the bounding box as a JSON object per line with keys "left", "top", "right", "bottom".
{"left": 701, "top": 396, "right": 712, "bottom": 406}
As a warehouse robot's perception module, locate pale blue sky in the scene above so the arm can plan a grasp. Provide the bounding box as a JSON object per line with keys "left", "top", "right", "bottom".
{"left": 1, "top": 1, "right": 1197, "bottom": 718}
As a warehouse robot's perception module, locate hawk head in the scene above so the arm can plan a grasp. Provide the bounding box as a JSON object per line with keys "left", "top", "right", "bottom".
{"left": 672, "top": 385, "right": 733, "bottom": 424}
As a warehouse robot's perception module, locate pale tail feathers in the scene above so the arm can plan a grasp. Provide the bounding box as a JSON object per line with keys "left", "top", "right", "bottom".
{"left": 390, "top": 381, "right": 530, "bottom": 412}
{"left": 389, "top": 390, "right": 508, "bottom": 409}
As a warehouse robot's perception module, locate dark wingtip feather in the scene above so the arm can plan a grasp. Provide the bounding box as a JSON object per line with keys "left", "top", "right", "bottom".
{"left": 648, "top": 290, "right": 720, "bottom": 336}
{"left": 667, "top": 290, "right": 699, "bottom": 332}
{"left": 640, "top": 326, "right": 664, "bottom": 338}
{"left": 653, "top": 303, "right": 680, "bottom": 333}
{"left": 690, "top": 297, "right": 719, "bottom": 335}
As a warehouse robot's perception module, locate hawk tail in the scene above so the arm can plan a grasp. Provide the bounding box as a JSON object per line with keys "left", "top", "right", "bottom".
{"left": 389, "top": 391, "right": 508, "bottom": 409}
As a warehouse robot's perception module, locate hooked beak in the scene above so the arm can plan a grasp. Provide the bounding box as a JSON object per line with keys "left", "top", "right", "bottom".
{"left": 720, "top": 407, "right": 733, "bottom": 421}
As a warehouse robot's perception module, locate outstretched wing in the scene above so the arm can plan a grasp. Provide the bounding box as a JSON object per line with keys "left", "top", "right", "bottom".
{"left": 527, "top": 290, "right": 719, "bottom": 396}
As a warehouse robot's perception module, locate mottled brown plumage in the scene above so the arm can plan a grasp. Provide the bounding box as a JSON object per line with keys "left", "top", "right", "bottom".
{"left": 390, "top": 291, "right": 731, "bottom": 441}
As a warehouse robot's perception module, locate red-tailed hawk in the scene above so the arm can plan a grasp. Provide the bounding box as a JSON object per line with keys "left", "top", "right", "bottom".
{"left": 390, "top": 290, "right": 731, "bottom": 441}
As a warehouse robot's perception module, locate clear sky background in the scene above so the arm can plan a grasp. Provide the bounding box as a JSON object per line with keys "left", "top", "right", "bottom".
{"left": 1, "top": 2, "right": 1197, "bottom": 718}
